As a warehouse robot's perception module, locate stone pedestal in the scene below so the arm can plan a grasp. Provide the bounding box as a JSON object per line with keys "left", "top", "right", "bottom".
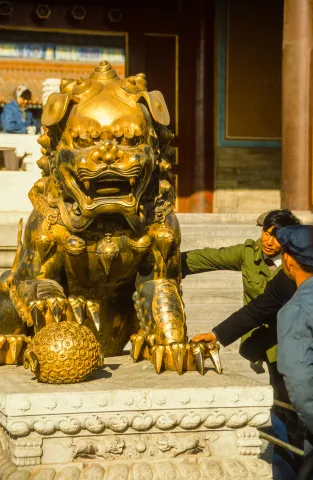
{"left": 0, "top": 354, "right": 273, "bottom": 479}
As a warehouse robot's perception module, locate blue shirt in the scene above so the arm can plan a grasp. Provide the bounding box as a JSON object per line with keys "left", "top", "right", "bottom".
{"left": 1, "top": 100, "right": 37, "bottom": 134}
{"left": 277, "top": 275, "right": 313, "bottom": 436}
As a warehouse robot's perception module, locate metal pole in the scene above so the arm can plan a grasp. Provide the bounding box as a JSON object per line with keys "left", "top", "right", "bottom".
{"left": 258, "top": 431, "right": 304, "bottom": 457}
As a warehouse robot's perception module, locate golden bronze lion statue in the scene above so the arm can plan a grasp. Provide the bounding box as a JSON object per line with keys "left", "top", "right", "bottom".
{"left": 0, "top": 61, "right": 220, "bottom": 380}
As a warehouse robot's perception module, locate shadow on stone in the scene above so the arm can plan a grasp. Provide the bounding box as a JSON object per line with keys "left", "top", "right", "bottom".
{"left": 259, "top": 425, "right": 274, "bottom": 465}
{"left": 88, "top": 367, "right": 114, "bottom": 381}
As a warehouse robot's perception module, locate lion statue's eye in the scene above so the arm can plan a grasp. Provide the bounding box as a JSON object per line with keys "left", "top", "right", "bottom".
{"left": 73, "top": 137, "right": 95, "bottom": 149}
{"left": 118, "top": 136, "right": 142, "bottom": 147}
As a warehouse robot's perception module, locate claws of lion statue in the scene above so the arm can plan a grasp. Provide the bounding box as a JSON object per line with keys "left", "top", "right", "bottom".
{"left": 0, "top": 60, "right": 221, "bottom": 381}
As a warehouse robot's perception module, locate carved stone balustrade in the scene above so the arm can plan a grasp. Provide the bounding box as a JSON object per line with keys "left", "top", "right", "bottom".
{"left": 0, "top": 354, "right": 273, "bottom": 479}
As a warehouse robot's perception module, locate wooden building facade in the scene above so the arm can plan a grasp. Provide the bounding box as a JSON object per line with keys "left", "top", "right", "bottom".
{"left": 0, "top": 0, "right": 310, "bottom": 213}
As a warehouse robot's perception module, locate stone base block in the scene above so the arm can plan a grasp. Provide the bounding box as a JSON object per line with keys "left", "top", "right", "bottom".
{"left": 20, "top": 457, "right": 272, "bottom": 479}
{"left": 0, "top": 355, "right": 273, "bottom": 479}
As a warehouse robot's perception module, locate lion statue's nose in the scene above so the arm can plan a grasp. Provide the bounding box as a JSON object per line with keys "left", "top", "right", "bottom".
{"left": 90, "top": 141, "right": 119, "bottom": 165}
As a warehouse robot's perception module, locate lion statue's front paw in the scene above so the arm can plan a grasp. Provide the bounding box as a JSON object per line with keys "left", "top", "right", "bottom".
{"left": 130, "top": 333, "right": 222, "bottom": 375}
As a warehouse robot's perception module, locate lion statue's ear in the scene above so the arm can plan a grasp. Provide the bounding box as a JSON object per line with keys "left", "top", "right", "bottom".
{"left": 42, "top": 93, "right": 79, "bottom": 127}
{"left": 136, "top": 91, "right": 170, "bottom": 126}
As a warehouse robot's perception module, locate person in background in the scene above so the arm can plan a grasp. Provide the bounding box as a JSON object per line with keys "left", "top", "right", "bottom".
{"left": 1, "top": 85, "right": 37, "bottom": 134}
{"left": 275, "top": 225, "right": 313, "bottom": 480}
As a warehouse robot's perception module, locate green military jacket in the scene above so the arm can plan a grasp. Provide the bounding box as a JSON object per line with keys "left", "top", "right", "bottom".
{"left": 182, "top": 238, "right": 281, "bottom": 362}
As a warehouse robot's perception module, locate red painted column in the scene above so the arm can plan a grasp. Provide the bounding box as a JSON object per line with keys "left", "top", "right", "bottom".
{"left": 281, "top": 0, "right": 313, "bottom": 210}
{"left": 189, "top": 1, "right": 215, "bottom": 212}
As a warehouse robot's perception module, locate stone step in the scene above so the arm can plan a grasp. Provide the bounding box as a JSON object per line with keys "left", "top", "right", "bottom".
{"left": 0, "top": 247, "right": 16, "bottom": 269}
{"left": 0, "top": 211, "right": 31, "bottom": 224}
{"left": 185, "top": 314, "right": 234, "bottom": 331}
{"left": 218, "top": 352, "right": 249, "bottom": 371}
{"left": 0, "top": 223, "right": 21, "bottom": 246}
{"left": 181, "top": 271, "right": 243, "bottom": 289}
{"left": 182, "top": 271, "right": 243, "bottom": 289}
{"left": 181, "top": 236, "right": 258, "bottom": 250}
{"left": 217, "top": 352, "right": 270, "bottom": 382}
{"left": 185, "top": 306, "right": 241, "bottom": 349}
{"left": 180, "top": 224, "right": 261, "bottom": 238}
{"left": 177, "top": 211, "right": 313, "bottom": 224}
{"left": 177, "top": 213, "right": 262, "bottom": 224}
{"left": 180, "top": 224, "right": 261, "bottom": 237}
{"left": 185, "top": 302, "right": 239, "bottom": 322}
{"left": 182, "top": 288, "right": 243, "bottom": 305}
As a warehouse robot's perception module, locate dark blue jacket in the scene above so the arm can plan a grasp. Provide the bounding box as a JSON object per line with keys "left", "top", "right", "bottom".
{"left": 1, "top": 101, "right": 37, "bottom": 134}
{"left": 278, "top": 276, "right": 313, "bottom": 452}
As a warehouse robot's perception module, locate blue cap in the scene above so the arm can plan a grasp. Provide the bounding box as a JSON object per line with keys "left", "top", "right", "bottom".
{"left": 275, "top": 225, "right": 313, "bottom": 266}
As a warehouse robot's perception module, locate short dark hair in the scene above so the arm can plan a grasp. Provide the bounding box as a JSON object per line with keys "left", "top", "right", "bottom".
{"left": 298, "top": 262, "right": 313, "bottom": 274}
{"left": 20, "top": 89, "right": 31, "bottom": 101}
{"left": 281, "top": 247, "right": 313, "bottom": 273}
{"left": 263, "top": 209, "right": 301, "bottom": 231}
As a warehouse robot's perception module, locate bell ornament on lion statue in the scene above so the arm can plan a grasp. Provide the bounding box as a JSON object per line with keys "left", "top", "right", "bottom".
{"left": 0, "top": 60, "right": 221, "bottom": 383}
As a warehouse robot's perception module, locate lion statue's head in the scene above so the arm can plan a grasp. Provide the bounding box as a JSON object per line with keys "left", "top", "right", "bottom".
{"left": 35, "top": 61, "right": 176, "bottom": 233}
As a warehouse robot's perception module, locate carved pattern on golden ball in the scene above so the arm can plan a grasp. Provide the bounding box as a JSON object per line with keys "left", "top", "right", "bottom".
{"left": 24, "top": 322, "right": 101, "bottom": 384}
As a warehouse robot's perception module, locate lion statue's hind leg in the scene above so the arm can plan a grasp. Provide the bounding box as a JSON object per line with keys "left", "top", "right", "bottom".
{"left": 0, "top": 270, "right": 29, "bottom": 364}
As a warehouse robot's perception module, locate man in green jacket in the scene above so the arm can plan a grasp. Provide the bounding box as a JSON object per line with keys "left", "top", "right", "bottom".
{"left": 181, "top": 209, "right": 301, "bottom": 364}
{"left": 182, "top": 209, "right": 301, "bottom": 305}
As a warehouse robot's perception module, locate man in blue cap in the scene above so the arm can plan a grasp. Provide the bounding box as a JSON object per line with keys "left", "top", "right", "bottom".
{"left": 275, "top": 225, "right": 313, "bottom": 480}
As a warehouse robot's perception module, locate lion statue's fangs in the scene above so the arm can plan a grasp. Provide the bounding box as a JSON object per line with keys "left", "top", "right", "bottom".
{"left": 0, "top": 60, "right": 221, "bottom": 382}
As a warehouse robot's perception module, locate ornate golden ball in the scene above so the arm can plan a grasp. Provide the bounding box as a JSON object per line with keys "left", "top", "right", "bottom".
{"left": 24, "top": 321, "right": 101, "bottom": 384}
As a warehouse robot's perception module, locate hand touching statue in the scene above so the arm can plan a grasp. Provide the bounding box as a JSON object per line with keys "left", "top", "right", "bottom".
{"left": 192, "top": 332, "right": 217, "bottom": 344}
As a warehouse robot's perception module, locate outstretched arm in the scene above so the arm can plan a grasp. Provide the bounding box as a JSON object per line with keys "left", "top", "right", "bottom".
{"left": 192, "top": 270, "right": 296, "bottom": 346}
{"left": 181, "top": 243, "right": 245, "bottom": 277}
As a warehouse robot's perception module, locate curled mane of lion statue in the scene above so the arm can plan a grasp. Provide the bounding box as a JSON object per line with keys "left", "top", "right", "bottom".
{"left": 0, "top": 61, "right": 221, "bottom": 382}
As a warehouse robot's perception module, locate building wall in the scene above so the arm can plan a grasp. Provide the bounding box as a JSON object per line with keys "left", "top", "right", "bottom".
{"left": 214, "top": 0, "right": 283, "bottom": 212}
{"left": 0, "top": 0, "right": 216, "bottom": 213}
{"left": 214, "top": 147, "right": 281, "bottom": 212}
{"left": 0, "top": 0, "right": 284, "bottom": 213}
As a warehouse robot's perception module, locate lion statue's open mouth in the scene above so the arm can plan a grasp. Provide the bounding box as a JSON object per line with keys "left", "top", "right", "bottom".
{"left": 58, "top": 138, "right": 152, "bottom": 218}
